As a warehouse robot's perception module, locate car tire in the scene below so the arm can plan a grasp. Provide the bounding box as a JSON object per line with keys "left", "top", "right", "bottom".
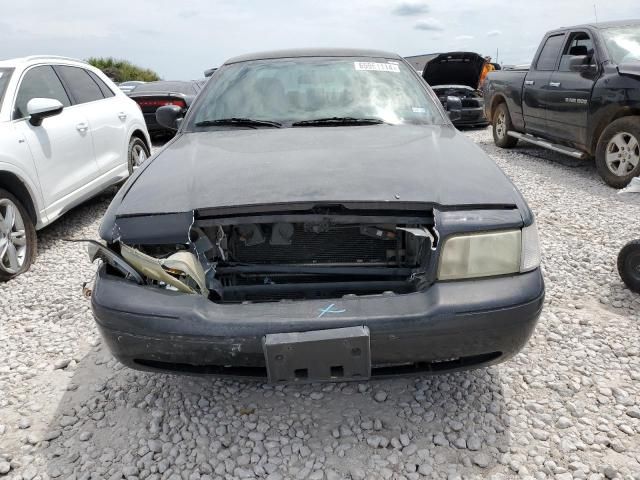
{"left": 0, "top": 188, "right": 37, "bottom": 282}
{"left": 617, "top": 239, "right": 640, "bottom": 293}
{"left": 492, "top": 103, "right": 518, "bottom": 148}
{"left": 128, "top": 136, "right": 151, "bottom": 175}
{"left": 595, "top": 116, "right": 640, "bottom": 189}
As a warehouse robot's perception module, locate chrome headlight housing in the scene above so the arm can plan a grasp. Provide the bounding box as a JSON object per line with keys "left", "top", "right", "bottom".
{"left": 437, "top": 223, "right": 540, "bottom": 281}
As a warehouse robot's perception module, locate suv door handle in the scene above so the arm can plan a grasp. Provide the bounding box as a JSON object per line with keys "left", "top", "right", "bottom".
{"left": 549, "top": 82, "right": 561, "bottom": 87}
{"left": 76, "top": 122, "right": 89, "bottom": 133}
{"left": 524, "top": 80, "right": 535, "bottom": 85}
{"left": 118, "top": 112, "right": 127, "bottom": 120}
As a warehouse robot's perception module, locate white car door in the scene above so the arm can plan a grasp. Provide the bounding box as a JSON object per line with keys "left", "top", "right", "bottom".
{"left": 54, "top": 65, "right": 125, "bottom": 175}
{"left": 11, "top": 65, "right": 99, "bottom": 210}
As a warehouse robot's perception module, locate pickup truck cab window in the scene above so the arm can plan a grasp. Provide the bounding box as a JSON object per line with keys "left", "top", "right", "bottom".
{"left": 558, "top": 32, "right": 596, "bottom": 72}
{"left": 13, "top": 65, "right": 71, "bottom": 119}
{"left": 535, "top": 34, "right": 565, "bottom": 71}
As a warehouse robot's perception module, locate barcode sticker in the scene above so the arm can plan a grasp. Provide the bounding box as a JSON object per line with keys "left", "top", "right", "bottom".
{"left": 354, "top": 62, "right": 400, "bottom": 73}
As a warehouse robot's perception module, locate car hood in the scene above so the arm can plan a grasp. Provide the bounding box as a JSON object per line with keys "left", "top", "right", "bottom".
{"left": 102, "top": 125, "right": 525, "bottom": 241}
{"left": 422, "top": 52, "right": 485, "bottom": 89}
{"left": 618, "top": 61, "right": 640, "bottom": 78}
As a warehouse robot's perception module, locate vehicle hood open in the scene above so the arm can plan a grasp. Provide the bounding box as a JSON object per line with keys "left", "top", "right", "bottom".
{"left": 101, "top": 126, "right": 523, "bottom": 241}
{"left": 422, "top": 52, "right": 486, "bottom": 89}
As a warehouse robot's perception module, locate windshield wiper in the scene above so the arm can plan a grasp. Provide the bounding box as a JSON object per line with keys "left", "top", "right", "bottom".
{"left": 195, "top": 118, "right": 282, "bottom": 128}
{"left": 292, "top": 117, "right": 387, "bottom": 127}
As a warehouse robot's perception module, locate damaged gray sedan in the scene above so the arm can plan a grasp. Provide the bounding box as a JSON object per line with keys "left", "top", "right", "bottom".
{"left": 89, "top": 48, "right": 544, "bottom": 383}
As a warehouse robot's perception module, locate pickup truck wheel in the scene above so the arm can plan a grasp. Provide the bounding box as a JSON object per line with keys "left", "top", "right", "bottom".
{"left": 128, "top": 137, "right": 150, "bottom": 175}
{"left": 617, "top": 239, "right": 640, "bottom": 293}
{"left": 0, "top": 189, "right": 37, "bottom": 281}
{"left": 596, "top": 117, "right": 640, "bottom": 188}
{"left": 492, "top": 103, "right": 518, "bottom": 148}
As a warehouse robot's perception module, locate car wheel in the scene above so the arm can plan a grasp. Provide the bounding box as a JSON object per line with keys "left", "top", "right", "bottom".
{"left": 0, "top": 189, "right": 37, "bottom": 281}
{"left": 617, "top": 239, "right": 640, "bottom": 293}
{"left": 128, "top": 136, "right": 150, "bottom": 175}
{"left": 595, "top": 116, "right": 640, "bottom": 188}
{"left": 492, "top": 103, "right": 518, "bottom": 148}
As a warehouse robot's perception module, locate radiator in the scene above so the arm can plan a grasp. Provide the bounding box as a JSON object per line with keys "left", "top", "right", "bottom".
{"left": 232, "top": 225, "right": 394, "bottom": 265}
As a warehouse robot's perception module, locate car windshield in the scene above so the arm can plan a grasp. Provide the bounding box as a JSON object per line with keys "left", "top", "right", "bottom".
{"left": 602, "top": 25, "right": 640, "bottom": 64}
{"left": 187, "top": 57, "right": 444, "bottom": 129}
{"left": 0, "top": 68, "right": 14, "bottom": 106}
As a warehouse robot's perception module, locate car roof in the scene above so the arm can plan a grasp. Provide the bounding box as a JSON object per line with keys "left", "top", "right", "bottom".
{"left": 224, "top": 48, "right": 402, "bottom": 65}
{"left": 549, "top": 18, "right": 640, "bottom": 33}
{"left": 0, "top": 55, "right": 88, "bottom": 69}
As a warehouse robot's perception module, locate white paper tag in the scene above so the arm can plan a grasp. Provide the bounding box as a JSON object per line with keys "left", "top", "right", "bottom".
{"left": 354, "top": 62, "right": 400, "bottom": 73}
{"left": 412, "top": 107, "right": 426, "bottom": 113}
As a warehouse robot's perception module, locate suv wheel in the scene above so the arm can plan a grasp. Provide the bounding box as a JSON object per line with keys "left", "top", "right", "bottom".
{"left": 0, "top": 189, "right": 37, "bottom": 281}
{"left": 492, "top": 103, "right": 518, "bottom": 148}
{"left": 595, "top": 116, "right": 640, "bottom": 188}
{"left": 617, "top": 239, "right": 640, "bottom": 293}
{"left": 128, "top": 137, "right": 150, "bottom": 174}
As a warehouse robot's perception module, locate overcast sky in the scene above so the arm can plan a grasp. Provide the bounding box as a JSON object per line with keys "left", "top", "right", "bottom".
{"left": 1, "top": 0, "right": 639, "bottom": 79}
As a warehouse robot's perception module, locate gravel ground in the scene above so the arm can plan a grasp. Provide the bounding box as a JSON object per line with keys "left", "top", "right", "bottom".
{"left": 1, "top": 128, "right": 639, "bottom": 480}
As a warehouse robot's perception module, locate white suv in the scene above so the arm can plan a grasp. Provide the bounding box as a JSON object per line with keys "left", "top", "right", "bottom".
{"left": 0, "top": 56, "right": 151, "bottom": 280}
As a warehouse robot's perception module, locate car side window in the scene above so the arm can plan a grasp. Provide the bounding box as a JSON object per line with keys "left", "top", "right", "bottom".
{"left": 87, "top": 70, "right": 116, "bottom": 98}
{"left": 55, "top": 65, "right": 105, "bottom": 104}
{"left": 558, "top": 32, "right": 596, "bottom": 72}
{"left": 535, "top": 34, "right": 565, "bottom": 71}
{"left": 13, "top": 65, "right": 71, "bottom": 120}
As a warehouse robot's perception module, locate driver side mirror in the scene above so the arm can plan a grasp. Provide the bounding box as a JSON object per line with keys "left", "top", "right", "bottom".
{"left": 445, "top": 96, "right": 462, "bottom": 123}
{"left": 569, "top": 55, "right": 597, "bottom": 74}
{"left": 27, "top": 98, "right": 63, "bottom": 126}
{"left": 156, "top": 105, "right": 184, "bottom": 131}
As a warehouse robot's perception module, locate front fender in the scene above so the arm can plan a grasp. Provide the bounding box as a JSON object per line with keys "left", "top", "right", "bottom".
{"left": 0, "top": 124, "right": 46, "bottom": 227}
{"left": 0, "top": 160, "right": 46, "bottom": 228}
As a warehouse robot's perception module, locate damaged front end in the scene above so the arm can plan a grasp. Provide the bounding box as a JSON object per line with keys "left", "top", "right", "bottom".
{"left": 92, "top": 205, "right": 439, "bottom": 304}
{"left": 432, "top": 86, "right": 483, "bottom": 109}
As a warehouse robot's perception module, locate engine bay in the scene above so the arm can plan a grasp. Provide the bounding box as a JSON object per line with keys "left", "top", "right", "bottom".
{"left": 116, "top": 213, "right": 438, "bottom": 303}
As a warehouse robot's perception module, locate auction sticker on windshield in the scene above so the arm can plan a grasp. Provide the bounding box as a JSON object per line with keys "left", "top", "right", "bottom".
{"left": 354, "top": 62, "right": 400, "bottom": 72}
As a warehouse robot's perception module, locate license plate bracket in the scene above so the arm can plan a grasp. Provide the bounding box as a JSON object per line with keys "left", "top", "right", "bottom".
{"left": 263, "top": 326, "right": 371, "bottom": 383}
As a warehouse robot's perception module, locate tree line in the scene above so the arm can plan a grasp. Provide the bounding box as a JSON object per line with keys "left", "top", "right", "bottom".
{"left": 86, "top": 57, "right": 160, "bottom": 83}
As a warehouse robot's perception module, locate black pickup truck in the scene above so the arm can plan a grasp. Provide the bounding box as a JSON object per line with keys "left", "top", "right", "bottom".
{"left": 483, "top": 20, "right": 640, "bottom": 187}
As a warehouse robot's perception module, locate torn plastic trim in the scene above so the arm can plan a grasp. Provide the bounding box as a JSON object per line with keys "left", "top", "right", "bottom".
{"left": 68, "top": 239, "right": 144, "bottom": 285}
{"left": 396, "top": 226, "right": 438, "bottom": 251}
{"left": 120, "top": 244, "right": 209, "bottom": 296}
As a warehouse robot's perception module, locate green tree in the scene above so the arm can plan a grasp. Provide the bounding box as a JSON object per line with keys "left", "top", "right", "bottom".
{"left": 86, "top": 57, "right": 161, "bottom": 83}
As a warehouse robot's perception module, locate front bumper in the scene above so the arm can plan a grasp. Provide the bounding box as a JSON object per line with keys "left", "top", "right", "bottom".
{"left": 453, "top": 107, "right": 489, "bottom": 127}
{"left": 91, "top": 265, "right": 544, "bottom": 379}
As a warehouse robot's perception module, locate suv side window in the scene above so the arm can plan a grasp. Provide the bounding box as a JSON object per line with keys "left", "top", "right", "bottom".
{"left": 536, "top": 34, "right": 565, "bottom": 71}
{"left": 559, "top": 32, "right": 596, "bottom": 72}
{"left": 87, "top": 70, "right": 115, "bottom": 98}
{"left": 13, "top": 65, "right": 71, "bottom": 120}
{"left": 55, "top": 65, "right": 105, "bottom": 104}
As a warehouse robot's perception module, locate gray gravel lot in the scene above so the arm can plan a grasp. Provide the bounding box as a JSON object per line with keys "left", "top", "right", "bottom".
{"left": 1, "top": 128, "right": 639, "bottom": 480}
